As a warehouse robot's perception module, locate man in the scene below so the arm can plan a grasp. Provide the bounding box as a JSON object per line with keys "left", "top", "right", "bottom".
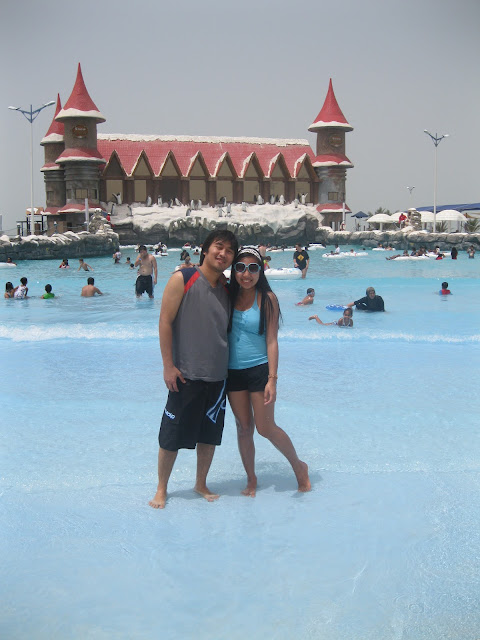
{"left": 177, "top": 252, "right": 196, "bottom": 270}
{"left": 347, "top": 286, "right": 384, "bottom": 312}
{"left": 135, "top": 245, "right": 158, "bottom": 298}
{"left": 149, "top": 230, "right": 238, "bottom": 510}
{"left": 81, "top": 277, "right": 103, "bottom": 297}
{"left": 77, "top": 258, "right": 93, "bottom": 272}
{"left": 293, "top": 243, "right": 309, "bottom": 279}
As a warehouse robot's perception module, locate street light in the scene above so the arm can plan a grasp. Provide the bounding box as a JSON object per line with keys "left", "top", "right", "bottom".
{"left": 424, "top": 130, "right": 449, "bottom": 233}
{"left": 8, "top": 101, "right": 55, "bottom": 236}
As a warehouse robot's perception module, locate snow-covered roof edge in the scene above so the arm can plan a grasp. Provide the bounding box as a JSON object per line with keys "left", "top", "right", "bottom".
{"left": 98, "top": 133, "right": 310, "bottom": 147}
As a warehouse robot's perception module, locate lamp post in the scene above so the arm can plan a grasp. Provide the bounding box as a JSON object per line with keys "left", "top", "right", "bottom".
{"left": 8, "top": 101, "right": 55, "bottom": 236}
{"left": 424, "top": 130, "right": 449, "bottom": 233}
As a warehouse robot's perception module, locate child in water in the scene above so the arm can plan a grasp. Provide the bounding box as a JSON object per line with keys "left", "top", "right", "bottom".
{"left": 42, "top": 284, "right": 55, "bottom": 299}
{"left": 309, "top": 307, "right": 353, "bottom": 327}
{"left": 440, "top": 281, "right": 451, "bottom": 295}
{"left": 296, "top": 288, "right": 315, "bottom": 305}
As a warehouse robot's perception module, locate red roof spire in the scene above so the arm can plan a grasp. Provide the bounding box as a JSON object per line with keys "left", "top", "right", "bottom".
{"left": 308, "top": 79, "right": 352, "bottom": 132}
{"left": 56, "top": 63, "right": 105, "bottom": 123}
{"left": 41, "top": 94, "right": 65, "bottom": 144}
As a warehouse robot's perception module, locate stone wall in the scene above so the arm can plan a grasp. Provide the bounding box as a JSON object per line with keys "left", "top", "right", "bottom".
{"left": 314, "top": 229, "right": 480, "bottom": 251}
{"left": 112, "top": 214, "right": 480, "bottom": 251}
{"left": 0, "top": 229, "right": 119, "bottom": 262}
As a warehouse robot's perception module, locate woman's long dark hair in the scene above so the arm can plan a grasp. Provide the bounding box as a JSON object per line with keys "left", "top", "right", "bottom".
{"left": 228, "top": 254, "right": 282, "bottom": 335}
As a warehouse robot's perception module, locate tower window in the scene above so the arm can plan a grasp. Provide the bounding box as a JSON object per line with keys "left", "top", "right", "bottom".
{"left": 76, "top": 188, "right": 88, "bottom": 199}
{"left": 328, "top": 191, "right": 338, "bottom": 200}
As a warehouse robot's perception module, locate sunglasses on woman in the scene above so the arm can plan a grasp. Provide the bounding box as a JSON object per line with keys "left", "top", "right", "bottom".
{"left": 234, "top": 262, "right": 261, "bottom": 273}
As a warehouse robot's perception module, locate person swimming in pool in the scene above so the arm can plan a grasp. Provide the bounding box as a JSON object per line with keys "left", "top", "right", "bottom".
{"left": 440, "top": 281, "right": 451, "bottom": 295}
{"left": 296, "top": 288, "right": 315, "bottom": 306}
{"left": 309, "top": 307, "right": 354, "bottom": 327}
{"left": 347, "top": 287, "right": 384, "bottom": 312}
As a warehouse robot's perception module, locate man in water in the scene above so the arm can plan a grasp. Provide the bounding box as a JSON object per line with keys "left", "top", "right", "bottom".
{"left": 81, "top": 277, "right": 103, "bottom": 297}
{"left": 293, "top": 243, "right": 310, "bottom": 279}
{"left": 77, "top": 258, "right": 93, "bottom": 272}
{"left": 135, "top": 245, "right": 158, "bottom": 298}
{"left": 149, "top": 230, "right": 238, "bottom": 510}
{"left": 347, "top": 287, "right": 384, "bottom": 311}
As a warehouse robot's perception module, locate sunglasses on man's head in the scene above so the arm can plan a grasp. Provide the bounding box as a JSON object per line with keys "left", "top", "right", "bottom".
{"left": 234, "top": 262, "right": 261, "bottom": 273}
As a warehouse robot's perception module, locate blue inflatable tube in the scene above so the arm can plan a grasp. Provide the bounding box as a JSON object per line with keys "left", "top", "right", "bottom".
{"left": 326, "top": 304, "right": 348, "bottom": 311}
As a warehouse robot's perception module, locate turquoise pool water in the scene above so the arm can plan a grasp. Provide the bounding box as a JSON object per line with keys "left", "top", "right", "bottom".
{"left": 1, "top": 248, "right": 479, "bottom": 639}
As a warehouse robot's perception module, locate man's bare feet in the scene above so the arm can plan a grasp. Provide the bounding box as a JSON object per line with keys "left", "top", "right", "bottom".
{"left": 241, "top": 477, "right": 257, "bottom": 497}
{"left": 194, "top": 485, "right": 220, "bottom": 502}
{"left": 296, "top": 461, "right": 311, "bottom": 492}
{"left": 149, "top": 489, "right": 167, "bottom": 509}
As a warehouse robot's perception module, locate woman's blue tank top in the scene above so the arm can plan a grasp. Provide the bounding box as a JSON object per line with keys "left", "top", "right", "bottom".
{"left": 228, "top": 294, "right": 268, "bottom": 369}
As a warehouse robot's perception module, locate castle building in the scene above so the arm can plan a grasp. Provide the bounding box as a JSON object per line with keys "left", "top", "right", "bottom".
{"left": 42, "top": 65, "right": 353, "bottom": 232}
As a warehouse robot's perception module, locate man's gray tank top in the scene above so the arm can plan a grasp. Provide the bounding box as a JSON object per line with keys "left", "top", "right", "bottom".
{"left": 172, "top": 267, "right": 230, "bottom": 381}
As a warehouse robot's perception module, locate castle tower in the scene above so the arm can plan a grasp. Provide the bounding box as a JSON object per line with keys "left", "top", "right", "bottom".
{"left": 308, "top": 79, "right": 353, "bottom": 225}
{"left": 54, "top": 63, "right": 106, "bottom": 206}
{"left": 41, "top": 94, "right": 66, "bottom": 209}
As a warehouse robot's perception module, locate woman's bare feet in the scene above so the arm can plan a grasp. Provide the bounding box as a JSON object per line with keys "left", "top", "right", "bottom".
{"left": 194, "top": 484, "right": 220, "bottom": 502}
{"left": 149, "top": 488, "right": 167, "bottom": 509}
{"left": 241, "top": 476, "right": 257, "bottom": 497}
{"left": 296, "top": 461, "right": 311, "bottom": 492}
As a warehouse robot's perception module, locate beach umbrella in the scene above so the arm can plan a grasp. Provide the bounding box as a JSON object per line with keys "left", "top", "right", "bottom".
{"left": 420, "top": 212, "right": 435, "bottom": 223}
{"left": 390, "top": 211, "right": 407, "bottom": 222}
{"left": 367, "top": 213, "right": 395, "bottom": 231}
{"left": 367, "top": 214, "right": 395, "bottom": 223}
{"left": 436, "top": 209, "right": 466, "bottom": 221}
{"left": 351, "top": 211, "right": 369, "bottom": 218}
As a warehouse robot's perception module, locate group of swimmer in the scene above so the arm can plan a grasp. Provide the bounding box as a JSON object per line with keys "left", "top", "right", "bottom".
{"left": 294, "top": 285, "right": 385, "bottom": 327}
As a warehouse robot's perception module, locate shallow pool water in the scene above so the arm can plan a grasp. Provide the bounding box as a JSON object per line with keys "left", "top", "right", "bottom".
{"left": 1, "top": 247, "right": 479, "bottom": 639}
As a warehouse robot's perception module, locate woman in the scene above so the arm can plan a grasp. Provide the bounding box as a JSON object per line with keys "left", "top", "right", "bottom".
{"left": 227, "top": 246, "right": 311, "bottom": 496}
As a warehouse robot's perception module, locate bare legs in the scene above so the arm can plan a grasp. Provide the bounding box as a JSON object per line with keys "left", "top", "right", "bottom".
{"left": 228, "top": 390, "right": 311, "bottom": 494}
{"left": 149, "top": 447, "right": 177, "bottom": 509}
{"left": 194, "top": 443, "right": 220, "bottom": 502}
{"left": 149, "top": 443, "right": 219, "bottom": 509}
{"left": 228, "top": 391, "right": 257, "bottom": 496}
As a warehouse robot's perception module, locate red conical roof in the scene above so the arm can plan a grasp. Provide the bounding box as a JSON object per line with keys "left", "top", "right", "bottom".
{"left": 56, "top": 63, "right": 105, "bottom": 123}
{"left": 41, "top": 94, "right": 64, "bottom": 145}
{"left": 308, "top": 79, "right": 352, "bottom": 132}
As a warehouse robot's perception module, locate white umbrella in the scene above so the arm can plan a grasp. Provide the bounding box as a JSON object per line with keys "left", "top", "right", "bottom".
{"left": 368, "top": 213, "right": 395, "bottom": 231}
{"left": 368, "top": 214, "right": 395, "bottom": 223}
{"left": 420, "top": 212, "right": 435, "bottom": 222}
{"left": 436, "top": 209, "right": 466, "bottom": 221}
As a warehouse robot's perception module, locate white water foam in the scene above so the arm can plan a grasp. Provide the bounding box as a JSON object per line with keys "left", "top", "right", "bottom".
{"left": 0, "top": 324, "right": 158, "bottom": 343}
{"left": 280, "top": 329, "right": 480, "bottom": 344}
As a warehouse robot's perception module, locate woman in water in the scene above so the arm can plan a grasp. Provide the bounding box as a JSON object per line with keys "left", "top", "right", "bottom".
{"left": 227, "top": 246, "right": 311, "bottom": 496}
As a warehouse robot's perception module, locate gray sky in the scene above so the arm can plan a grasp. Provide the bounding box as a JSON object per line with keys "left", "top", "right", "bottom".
{"left": 1, "top": 0, "right": 479, "bottom": 232}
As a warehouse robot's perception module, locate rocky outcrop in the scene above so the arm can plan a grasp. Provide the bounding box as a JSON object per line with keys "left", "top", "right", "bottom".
{"left": 0, "top": 229, "right": 119, "bottom": 261}
{"left": 313, "top": 229, "right": 480, "bottom": 251}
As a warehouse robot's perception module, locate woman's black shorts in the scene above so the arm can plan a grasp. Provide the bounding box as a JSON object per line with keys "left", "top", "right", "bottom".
{"left": 227, "top": 363, "right": 269, "bottom": 393}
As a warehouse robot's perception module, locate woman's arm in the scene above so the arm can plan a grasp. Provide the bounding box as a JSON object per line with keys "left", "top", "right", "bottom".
{"left": 264, "top": 291, "right": 279, "bottom": 405}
